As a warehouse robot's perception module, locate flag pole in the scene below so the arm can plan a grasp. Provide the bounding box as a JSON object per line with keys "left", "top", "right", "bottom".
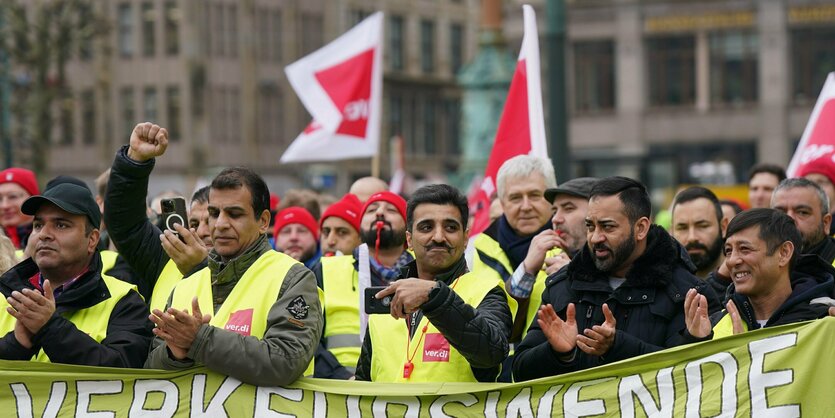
{"left": 372, "top": 152, "right": 380, "bottom": 178}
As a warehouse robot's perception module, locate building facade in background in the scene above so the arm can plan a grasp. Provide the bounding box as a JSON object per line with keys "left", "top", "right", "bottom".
{"left": 2, "top": 0, "right": 835, "bottom": 200}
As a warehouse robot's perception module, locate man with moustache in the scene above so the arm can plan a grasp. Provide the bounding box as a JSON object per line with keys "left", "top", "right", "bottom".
{"left": 671, "top": 187, "right": 727, "bottom": 279}
{"left": 312, "top": 191, "right": 413, "bottom": 379}
{"left": 319, "top": 194, "right": 363, "bottom": 257}
{"left": 771, "top": 178, "right": 835, "bottom": 264}
{"left": 355, "top": 184, "right": 512, "bottom": 382}
{"left": 513, "top": 177, "right": 718, "bottom": 381}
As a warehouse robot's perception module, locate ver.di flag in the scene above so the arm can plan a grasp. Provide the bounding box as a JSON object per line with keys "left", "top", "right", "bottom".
{"left": 468, "top": 4, "right": 548, "bottom": 236}
{"left": 787, "top": 72, "right": 835, "bottom": 177}
{"left": 280, "top": 12, "right": 383, "bottom": 163}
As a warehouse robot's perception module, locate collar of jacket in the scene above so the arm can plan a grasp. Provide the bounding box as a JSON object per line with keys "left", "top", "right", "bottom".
{"left": 209, "top": 234, "right": 272, "bottom": 284}
{"left": 567, "top": 224, "right": 691, "bottom": 288}
{"left": 804, "top": 235, "right": 835, "bottom": 264}
{"left": 397, "top": 254, "right": 468, "bottom": 286}
{"left": 728, "top": 253, "right": 835, "bottom": 328}
{"left": 0, "top": 251, "right": 110, "bottom": 313}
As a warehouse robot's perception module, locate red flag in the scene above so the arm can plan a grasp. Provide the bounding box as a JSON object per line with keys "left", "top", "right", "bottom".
{"left": 468, "top": 5, "right": 548, "bottom": 236}
{"left": 787, "top": 72, "right": 835, "bottom": 178}
{"left": 281, "top": 13, "right": 383, "bottom": 162}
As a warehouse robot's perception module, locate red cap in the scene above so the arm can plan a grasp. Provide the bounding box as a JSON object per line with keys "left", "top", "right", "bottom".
{"left": 273, "top": 207, "right": 318, "bottom": 239}
{"left": 320, "top": 193, "right": 362, "bottom": 232}
{"left": 797, "top": 158, "right": 835, "bottom": 187}
{"left": 0, "top": 168, "right": 39, "bottom": 196}
{"left": 361, "top": 191, "right": 407, "bottom": 222}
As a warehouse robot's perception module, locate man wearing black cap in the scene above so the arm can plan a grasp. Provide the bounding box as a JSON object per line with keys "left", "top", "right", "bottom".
{"left": 0, "top": 183, "right": 152, "bottom": 367}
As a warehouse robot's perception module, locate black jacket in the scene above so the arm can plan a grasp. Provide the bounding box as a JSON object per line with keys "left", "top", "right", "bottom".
{"left": 513, "top": 225, "right": 720, "bottom": 382}
{"left": 711, "top": 254, "right": 834, "bottom": 330}
{"left": 104, "top": 146, "right": 206, "bottom": 302}
{"left": 355, "top": 256, "right": 512, "bottom": 382}
{"left": 0, "top": 253, "right": 153, "bottom": 367}
{"left": 805, "top": 236, "right": 835, "bottom": 266}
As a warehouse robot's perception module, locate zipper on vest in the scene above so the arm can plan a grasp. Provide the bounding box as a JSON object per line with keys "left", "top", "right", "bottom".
{"left": 586, "top": 306, "right": 593, "bottom": 319}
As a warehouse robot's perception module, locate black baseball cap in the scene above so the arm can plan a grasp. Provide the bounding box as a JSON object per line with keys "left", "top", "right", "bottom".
{"left": 21, "top": 183, "right": 101, "bottom": 227}
{"left": 545, "top": 177, "right": 598, "bottom": 203}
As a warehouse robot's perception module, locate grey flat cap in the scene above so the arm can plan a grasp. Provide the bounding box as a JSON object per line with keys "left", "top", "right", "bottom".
{"left": 545, "top": 177, "right": 598, "bottom": 203}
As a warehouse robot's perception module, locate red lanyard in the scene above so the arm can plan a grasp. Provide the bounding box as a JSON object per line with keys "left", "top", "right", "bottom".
{"left": 402, "top": 278, "right": 459, "bottom": 379}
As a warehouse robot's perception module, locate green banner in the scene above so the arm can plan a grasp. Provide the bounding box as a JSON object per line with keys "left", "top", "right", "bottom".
{"left": 1, "top": 318, "right": 833, "bottom": 417}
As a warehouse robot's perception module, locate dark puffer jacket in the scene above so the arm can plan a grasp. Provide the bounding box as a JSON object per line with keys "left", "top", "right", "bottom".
{"left": 513, "top": 225, "right": 720, "bottom": 382}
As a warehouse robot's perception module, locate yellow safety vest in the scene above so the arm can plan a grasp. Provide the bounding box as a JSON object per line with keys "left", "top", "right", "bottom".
{"left": 712, "top": 311, "right": 750, "bottom": 339}
{"left": 99, "top": 250, "right": 119, "bottom": 273}
{"left": 150, "top": 259, "right": 183, "bottom": 313}
{"left": 0, "top": 274, "right": 136, "bottom": 362}
{"left": 472, "top": 233, "right": 556, "bottom": 336}
{"left": 368, "top": 272, "right": 507, "bottom": 383}
{"left": 169, "top": 250, "right": 315, "bottom": 375}
{"left": 321, "top": 255, "right": 361, "bottom": 372}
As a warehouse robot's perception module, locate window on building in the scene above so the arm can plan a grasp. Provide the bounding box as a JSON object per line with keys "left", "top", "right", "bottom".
{"left": 444, "top": 98, "right": 461, "bottom": 155}
{"left": 166, "top": 86, "right": 181, "bottom": 141}
{"left": 350, "top": 9, "right": 369, "bottom": 26}
{"left": 390, "top": 16, "right": 404, "bottom": 71}
{"left": 120, "top": 87, "right": 135, "bottom": 138}
{"left": 214, "top": 3, "right": 225, "bottom": 57}
{"left": 227, "top": 4, "right": 238, "bottom": 58}
{"left": 256, "top": 10, "right": 268, "bottom": 62}
{"left": 271, "top": 10, "right": 282, "bottom": 63}
{"left": 258, "top": 85, "right": 282, "bottom": 143}
{"left": 301, "top": 13, "right": 323, "bottom": 56}
{"left": 647, "top": 36, "right": 695, "bottom": 107}
{"left": 143, "top": 87, "right": 158, "bottom": 122}
{"left": 118, "top": 3, "right": 134, "bottom": 58}
{"left": 450, "top": 23, "right": 464, "bottom": 74}
{"left": 78, "top": 4, "right": 94, "bottom": 60}
{"left": 420, "top": 20, "right": 435, "bottom": 73}
{"left": 709, "top": 31, "right": 758, "bottom": 105}
{"left": 792, "top": 28, "right": 835, "bottom": 104}
{"left": 59, "top": 98, "right": 74, "bottom": 146}
{"left": 573, "top": 40, "right": 615, "bottom": 112}
{"left": 164, "top": 1, "right": 180, "bottom": 55}
{"left": 423, "top": 98, "right": 436, "bottom": 155}
{"left": 141, "top": 2, "right": 155, "bottom": 57}
{"left": 81, "top": 90, "right": 96, "bottom": 145}
{"left": 389, "top": 93, "right": 402, "bottom": 139}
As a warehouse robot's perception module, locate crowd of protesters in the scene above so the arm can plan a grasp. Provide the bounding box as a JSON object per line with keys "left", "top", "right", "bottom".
{"left": 0, "top": 122, "right": 833, "bottom": 386}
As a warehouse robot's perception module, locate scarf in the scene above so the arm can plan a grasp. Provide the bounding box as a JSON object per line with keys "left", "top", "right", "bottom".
{"left": 496, "top": 215, "right": 550, "bottom": 270}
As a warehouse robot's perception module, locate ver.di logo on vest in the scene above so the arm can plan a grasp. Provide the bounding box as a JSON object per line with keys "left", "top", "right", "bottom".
{"left": 423, "top": 333, "right": 450, "bottom": 362}
{"left": 225, "top": 309, "right": 254, "bottom": 336}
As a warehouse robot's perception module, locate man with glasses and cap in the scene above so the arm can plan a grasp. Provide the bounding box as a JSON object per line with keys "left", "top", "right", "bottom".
{"left": 0, "top": 183, "right": 152, "bottom": 367}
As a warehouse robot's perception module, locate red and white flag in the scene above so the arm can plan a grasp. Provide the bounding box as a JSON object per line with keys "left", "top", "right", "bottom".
{"left": 787, "top": 72, "right": 835, "bottom": 177}
{"left": 280, "top": 13, "right": 383, "bottom": 163}
{"left": 468, "top": 4, "right": 548, "bottom": 236}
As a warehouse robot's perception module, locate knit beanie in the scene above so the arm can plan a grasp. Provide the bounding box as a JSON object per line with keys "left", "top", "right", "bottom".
{"left": 320, "top": 193, "right": 362, "bottom": 232}
{"left": 361, "top": 191, "right": 407, "bottom": 222}
{"left": 0, "top": 168, "right": 39, "bottom": 196}
{"left": 274, "top": 207, "right": 319, "bottom": 238}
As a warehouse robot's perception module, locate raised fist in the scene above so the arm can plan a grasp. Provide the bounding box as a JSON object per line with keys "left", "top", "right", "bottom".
{"left": 127, "top": 122, "right": 169, "bottom": 162}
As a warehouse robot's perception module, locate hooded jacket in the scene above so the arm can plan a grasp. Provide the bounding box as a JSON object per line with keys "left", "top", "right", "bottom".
{"left": 711, "top": 254, "right": 834, "bottom": 331}
{"left": 513, "top": 225, "right": 720, "bottom": 382}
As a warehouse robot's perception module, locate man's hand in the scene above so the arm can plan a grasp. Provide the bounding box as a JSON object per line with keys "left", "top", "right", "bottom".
{"left": 127, "top": 122, "right": 169, "bottom": 162}
{"left": 725, "top": 300, "right": 745, "bottom": 334}
{"left": 150, "top": 297, "right": 211, "bottom": 360}
{"left": 536, "top": 303, "right": 578, "bottom": 354}
{"left": 6, "top": 280, "right": 56, "bottom": 334}
{"left": 161, "top": 224, "right": 209, "bottom": 275}
{"left": 577, "top": 303, "right": 616, "bottom": 356}
{"left": 13, "top": 319, "right": 33, "bottom": 349}
{"left": 544, "top": 253, "right": 571, "bottom": 275}
{"left": 830, "top": 306, "right": 835, "bottom": 317}
{"left": 523, "top": 230, "right": 562, "bottom": 275}
{"left": 684, "top": 289, "right": 712, "bottom": 338}
{"left": 376, "top": 279, "right": 437, "bottom": 320}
